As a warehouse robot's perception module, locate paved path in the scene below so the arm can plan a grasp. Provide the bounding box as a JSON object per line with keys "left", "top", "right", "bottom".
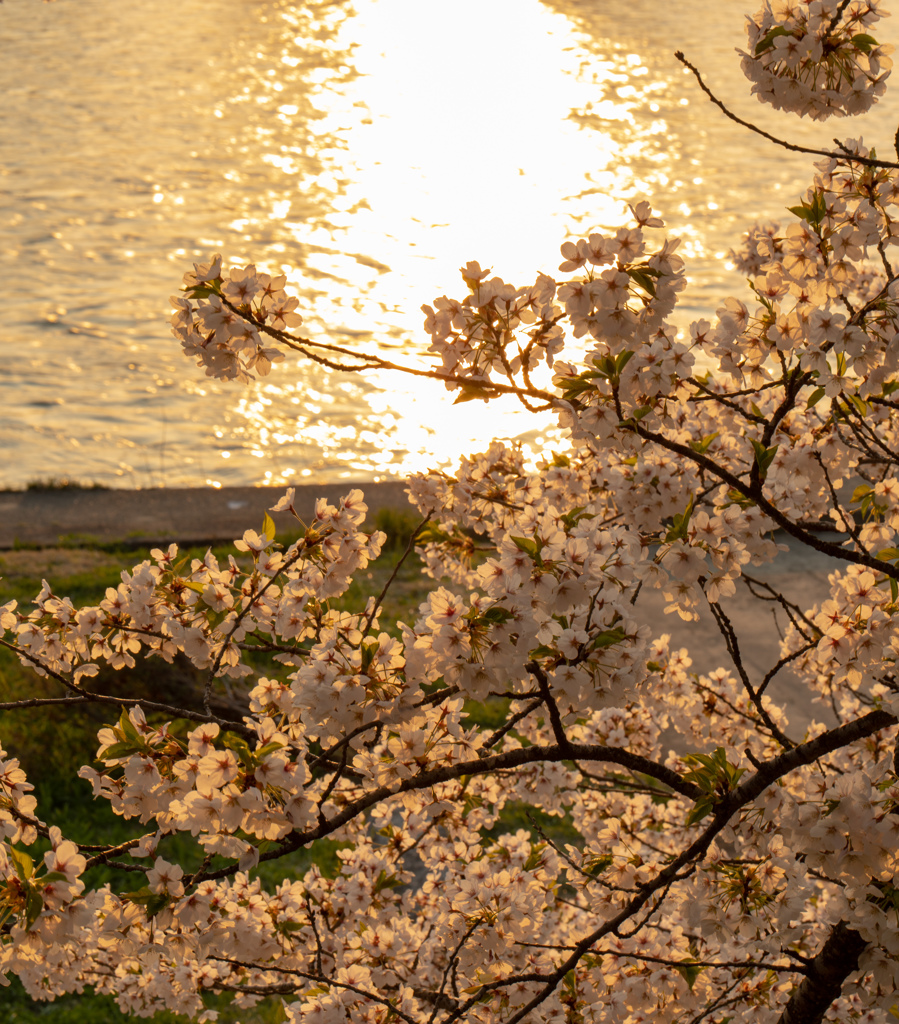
{"left": 635, "top": 547, "right": 838, "bottom": 733}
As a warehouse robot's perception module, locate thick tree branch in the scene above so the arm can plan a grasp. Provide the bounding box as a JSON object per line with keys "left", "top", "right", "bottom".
{"left": 775, "top": 921, "right": 867, "bottom": 1024}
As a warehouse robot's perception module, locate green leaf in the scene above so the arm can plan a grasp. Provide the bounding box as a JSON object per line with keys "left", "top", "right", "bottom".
{"left": 615, "top": 350, "right": 636, "bottom": 374}
{"left": 9, "top": 847, "right": 33, "bottom": 882}
{"left": 360, "top": 643, "right": 376, "bottom": 674}
{"left": 584, "top": 853, "right": 613, "bottom": 876}
{"left": 221, "top": 732, "right": 254, "bottom": 769}
{"left": 262, "top": 511, "right": 277, "bottom": 543}
{"left": 788, "top": 189, "right": 827, "bottom": 230}
{"left": 524, "top": 843, "right": 548, "bottom": 872}
{"left": 589, "top": 351, "right": 636, "bottom": 384}
{"left": 685, "top": 797, "right": 715, "bottom": 827}
{"left": 689, "top": 432, "right": 719, "bottom": 455}
{"left": 479, "top": 606, "right": 514, "bottom": 625}
{"left": 183, "top": 282, "right": 222, "bottom": 300}
{"left": 145, "top": 893, "right": 172, "bottom": 918}
{"left": 528, "top": 644, "right": 558, "bottom": 660}
{"left": 591, "top": 626, "right": 628, "bottom": 651}
{"left": 626, "top": 268, "right": 657, "bottom": 297}
{"left": 674, "top": 960, "right": 706, "bottom": 991}
{"left": 683, "top": 747, "right": 746, "bottom": 823}
{"left": 453, "top": 383, "right": 494, "bottom": 404}
{"left": 724, "top": 488, "right": 756, "bottom": 510}
{"left": 510, "top": 536, "right": 541, "bottom": 560}
{"left": 116, "top": 707, "right": 143, "bottom": 746}
{"left": 664, "top": 493, "right": 695, "bottom": 543}
{"left": 560, "top": 506, "right": 589, "bottom": 530}
{"left": 122, "top": 886, "right": 172, "bottom": 919}
{"left": 24, "top": 887, "right": 43, "bottom": 930}
{"left": 372, "top": 869, "right": 402, "bottom": 895}
{"left": 415, "top": 523, "right": 452, "bottom": 545}
{"left": 750, "top": 439, "right": 779, "bottom": 481}
{"left": 755, "top": 25, "right": 791, "bottom": 54}
{"left": 618, "top": 403, "right": 655, "bottom": 431}
{"left": 40, "top": 871, "right": 70, "bottom": 885}
{"left": 851, "top": 33, "right": 879, "bottom": 54}
{"left": 556, "top": 376, "right": 597, "bottom": 398}
{"left": 276, "top": 920, "right": 307, "bottom": 934}
{"left": 100, "top": 741, "right": 146, "bottom": 761}
{"left": 787, "top": 204, "right": 813, "bottom": 222}
{"left": 590, "top": 357, "right": 615, "bottom": 381}
{"left": 255, "top": 741, "right": 286, "bottom": 759}
{"left": 122, "top": 885, "right": 154, "bottom": 904}
{"left": 806, "top": 386, "right": 826, "bottom": 409}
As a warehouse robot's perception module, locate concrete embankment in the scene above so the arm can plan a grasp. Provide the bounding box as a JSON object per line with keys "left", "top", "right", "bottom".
{"left": 0, "top": 482, "right": 410, "bottom": 550}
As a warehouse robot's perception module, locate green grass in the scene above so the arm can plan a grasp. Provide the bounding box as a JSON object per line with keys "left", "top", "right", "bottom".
{"left": 3, "top": 978, "right": 291, "bottom": 1023}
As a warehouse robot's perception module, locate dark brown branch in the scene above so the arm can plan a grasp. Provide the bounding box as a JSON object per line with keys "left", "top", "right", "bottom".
{"left": 479, "top": 698, "right": 543, "bottom": 754}
{"left": 488, "top": 710, "right": 897, "bottom": 1024}
{"left": 206, "top": 956, "right": 418, "bottom": 1024}
{"left": 731, "top": 709, "right": 896, "bottom": 808}
{"left": 530, "top": 661, "right": 574, "bottom": 754}
{"left": 220, "top": 296, "right": 556, "bottom": 404}
{"left": 633, "top": 422, "right": 899, "bottom": 580}
{"left": 195, "top": 742, "right": 701, "bottom": 883}
{"left": 0, "top": 637, "right": 245, "bottom": 729}
{"left": 204, "top": 541, "right": 312, "bottom": 713}
{"left": 775, "top": 920, "right": 867, "bottom": 1024}
{"left": 706, "top": 598, "right": 796, "bottom": 748}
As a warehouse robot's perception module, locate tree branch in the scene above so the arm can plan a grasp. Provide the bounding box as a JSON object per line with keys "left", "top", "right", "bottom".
{"left": 675, "top": 52, "right": 899, "bottom": 169}
{"left": 775, "top": 920, "right": 867, "bottom": 1024}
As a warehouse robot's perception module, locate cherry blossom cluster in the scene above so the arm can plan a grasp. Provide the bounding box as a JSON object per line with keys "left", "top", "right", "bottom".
{"left": 418, "top": 203, "right": 690, "bottom": 409}
{"left": 11, "top": 4, "right": 899, "bottom": 1022}
{"left": 170, "top": 255, "right": 299, "bottom": 382}
{"left": 740, "top": 0, "right": 893, "bottom": 119}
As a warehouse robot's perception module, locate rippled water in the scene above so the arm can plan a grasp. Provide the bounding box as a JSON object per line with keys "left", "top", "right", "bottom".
{"left": 3, "top": 0, "right": 898, "bottom": 489}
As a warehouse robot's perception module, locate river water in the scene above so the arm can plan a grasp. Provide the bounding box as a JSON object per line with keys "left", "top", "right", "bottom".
{"left": 3, "top": 0, "right": 898, "bottom": 490}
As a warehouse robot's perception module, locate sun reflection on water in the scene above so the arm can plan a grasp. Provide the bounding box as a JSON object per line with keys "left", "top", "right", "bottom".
{"left": 217, "top": 0, "right": 669, "bottom": 483}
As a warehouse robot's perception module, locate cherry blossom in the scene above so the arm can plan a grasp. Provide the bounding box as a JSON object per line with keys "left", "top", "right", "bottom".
{"left": 10, "top": 4, "right": 899, "bottom": 1021}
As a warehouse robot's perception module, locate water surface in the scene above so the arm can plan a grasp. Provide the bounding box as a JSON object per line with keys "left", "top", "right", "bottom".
{"left": 2, "top": 0, "right": 896, "bottom": 489}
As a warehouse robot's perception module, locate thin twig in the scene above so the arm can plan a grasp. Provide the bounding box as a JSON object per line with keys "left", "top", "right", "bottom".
{"left": 675, "top": 52, "right": 899, "bottom": 169}
{"left": 362, "top": 512, "right": 433, "bottom": 636}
